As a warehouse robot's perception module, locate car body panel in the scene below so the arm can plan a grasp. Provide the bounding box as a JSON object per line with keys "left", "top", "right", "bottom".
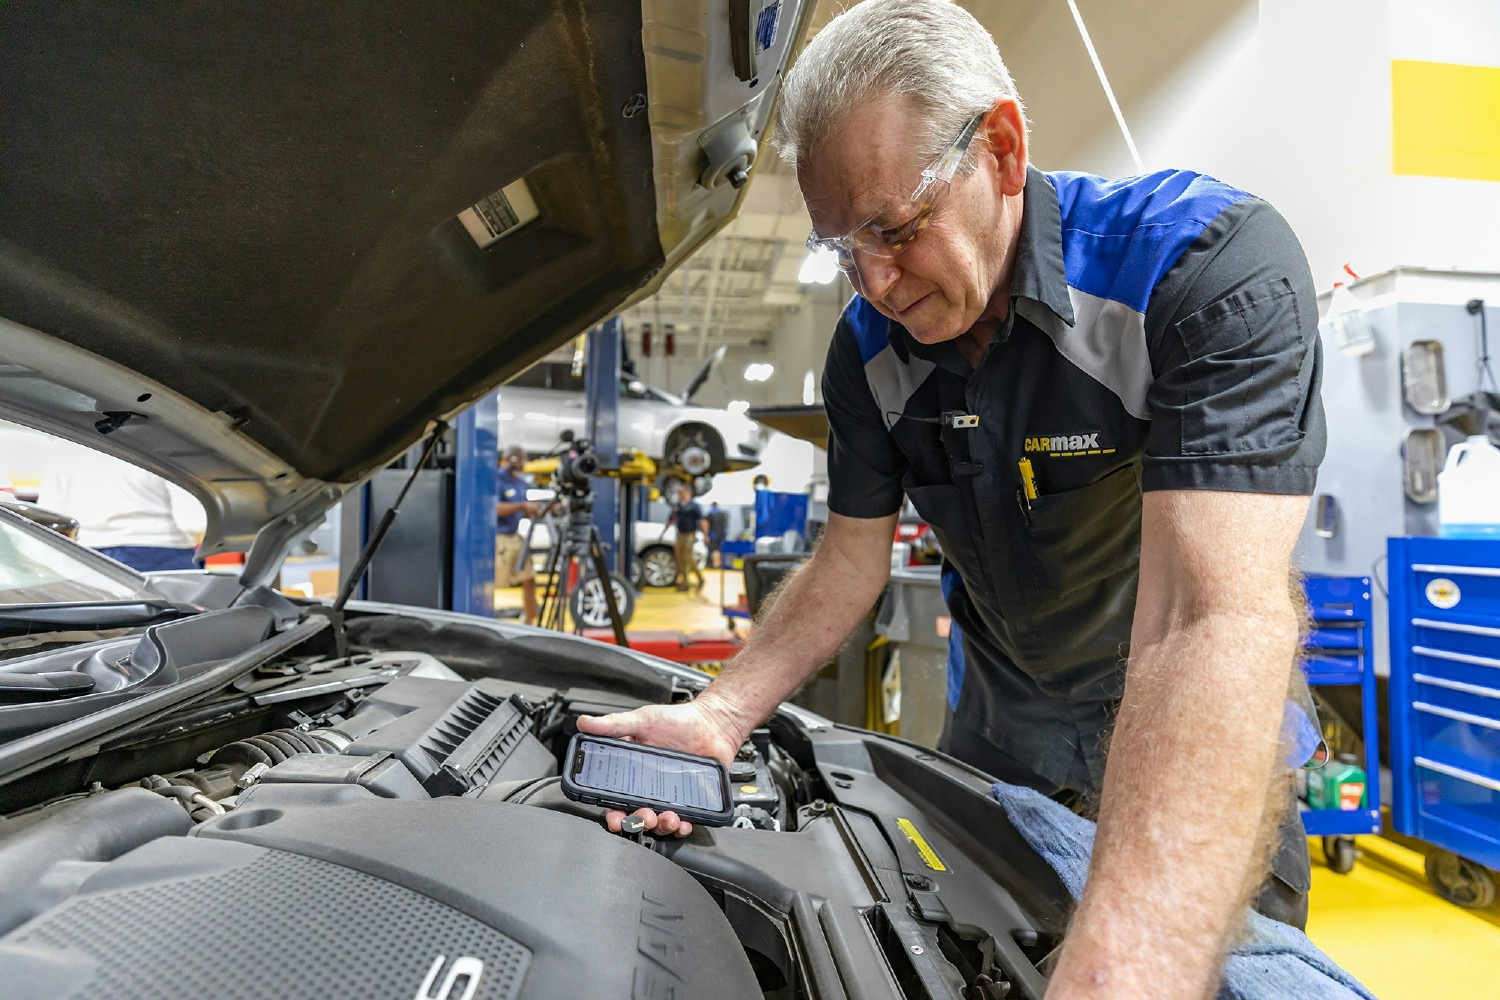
{"left": 0, "top": 1, "right": 811, "bottom": 583}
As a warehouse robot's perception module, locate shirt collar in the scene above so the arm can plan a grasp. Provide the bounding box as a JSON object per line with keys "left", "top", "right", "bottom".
{"left": 885, "top": 165, "right": 1075, "bottom": 369}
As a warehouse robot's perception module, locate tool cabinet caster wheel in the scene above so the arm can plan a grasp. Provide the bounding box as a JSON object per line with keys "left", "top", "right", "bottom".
{"left": 1322, "top": 836, "right": 1357, "bottom": 875}
{"left": 1425, "top": 850, "right": 1497, "bottom": 909}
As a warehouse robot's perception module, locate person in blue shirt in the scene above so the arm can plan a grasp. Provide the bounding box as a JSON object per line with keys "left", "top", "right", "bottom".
{"left": 496, "top": 446, "right": 540, "bottom": 623}
{"left": 668, "top": 483, "right": 707, "bottom": 592}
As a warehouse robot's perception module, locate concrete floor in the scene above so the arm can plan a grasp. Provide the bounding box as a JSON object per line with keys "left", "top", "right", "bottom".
{"left": 497, "top": 578, "right": 1500, "bottom": 995}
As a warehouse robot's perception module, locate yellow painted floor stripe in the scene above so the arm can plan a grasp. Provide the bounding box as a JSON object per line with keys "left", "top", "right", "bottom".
{"left": 1306, "top": 836, "right": 1500, "bottom": 998}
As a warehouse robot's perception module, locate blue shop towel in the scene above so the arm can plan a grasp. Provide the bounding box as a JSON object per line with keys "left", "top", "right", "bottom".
{"left": 991, "top": 783, "right": 1377, "bottom": 1000}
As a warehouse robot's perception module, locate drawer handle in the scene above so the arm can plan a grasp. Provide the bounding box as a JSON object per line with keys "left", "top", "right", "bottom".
{"left": 1414, "top": 646, "right": 1500, "bottom": 670}
{"left": 1413, "top": 618, "right": 1500, "bottom": 640}
{"left": 1415, "top": 673, "right": 1500, "bottom": 700}
{"left": 1413, "top": 563, "right": 1500, "bottom": 580}
{"left": 1416, "top": 756, "right": 1500, "bottom": 793}
{"left": 1414, "top": 701, "right": 1500, "bottom": 731}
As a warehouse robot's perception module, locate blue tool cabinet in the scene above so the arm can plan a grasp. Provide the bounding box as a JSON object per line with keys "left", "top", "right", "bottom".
{"left": 1389, "top": 537, "right": 1500, "bottom": 901}
{"left": 1300, "top": 576, "right": 1382, "bottom": 858}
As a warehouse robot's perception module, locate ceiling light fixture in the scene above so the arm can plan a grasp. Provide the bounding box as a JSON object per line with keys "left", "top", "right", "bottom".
{"left": 743, "top": 363, "right": 774, "bottom": 382}
{"left": 798, "top": 247, "right": 839, "bottom": 285}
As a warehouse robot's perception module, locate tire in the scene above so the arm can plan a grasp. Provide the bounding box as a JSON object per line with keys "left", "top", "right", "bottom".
{"left": 665, "top": 425, "right": 726, "bottom": 475}
{"left": 569, "top": 573, "right": 635, "bottom": 631}
{"left": 1322, "top": 836, "right": 1356, "bottom": 875}
{"left": 1425, "top": 850, "right": 1498, "bottom": 909}
{"left": 638, "top": 546, "right": 679, "bottom": 588}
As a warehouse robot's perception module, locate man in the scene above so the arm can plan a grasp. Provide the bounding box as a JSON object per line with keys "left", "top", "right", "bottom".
{"left": 705, "top": 501, "right": 729, "bottom": 568}
{"left": 667, "top": 483, "right": 706, "bottom": 592}
{"left": 496, "top": 446, "right": 540, "bottom": 623}
{"left": 579, "top": 2, "right": 1325, "bottom": 996}
{"left": 38, "top": 435, "right": 205, "bottom": 571}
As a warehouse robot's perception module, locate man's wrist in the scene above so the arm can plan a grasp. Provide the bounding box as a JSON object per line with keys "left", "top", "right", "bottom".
{"left": 695, "top": 685, "right": 760, "bottom": 747}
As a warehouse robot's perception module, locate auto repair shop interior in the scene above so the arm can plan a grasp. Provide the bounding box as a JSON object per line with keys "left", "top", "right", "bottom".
{"left": 2, "top": 2, "right": 1499, "bottom": 999}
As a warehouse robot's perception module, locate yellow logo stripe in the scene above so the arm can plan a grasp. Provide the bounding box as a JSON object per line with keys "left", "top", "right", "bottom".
{"left": 896, "top": 817, "right": 948, "bottom": 872}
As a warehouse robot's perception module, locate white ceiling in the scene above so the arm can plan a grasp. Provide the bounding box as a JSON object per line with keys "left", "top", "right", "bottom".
{"left": 619, "top": 0, "right": 1254, "bottom": 361}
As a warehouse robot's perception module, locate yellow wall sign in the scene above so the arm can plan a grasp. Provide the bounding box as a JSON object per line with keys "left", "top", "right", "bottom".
{"left": 1392, "top": 59, "right": 1500, "bottom": 182}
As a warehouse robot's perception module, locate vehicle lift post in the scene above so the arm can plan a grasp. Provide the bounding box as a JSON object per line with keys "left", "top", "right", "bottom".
{"left": 583, "top": 318, "right": 627, "bottom": 576}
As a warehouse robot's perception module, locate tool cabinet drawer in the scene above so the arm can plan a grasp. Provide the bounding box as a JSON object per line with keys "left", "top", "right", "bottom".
{"left": 1410, "top": 562, "right": 1500, "bottom": 620}
{"left": 1413, "top": 757, "right": 1500, "bottom": 839}
{"left": 1412, "top": 701, "right": 1500, "bottom": 768}
{"left": 1409, "top": 644, "right": 1500, "bottom": 692}
{"left": 1410, "top": 617, "right": 1500, "bottom": 662}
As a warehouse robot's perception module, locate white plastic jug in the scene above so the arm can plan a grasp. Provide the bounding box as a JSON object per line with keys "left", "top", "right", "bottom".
{"left": 1438, "top": 435, "right": 1500, "bottom": 538}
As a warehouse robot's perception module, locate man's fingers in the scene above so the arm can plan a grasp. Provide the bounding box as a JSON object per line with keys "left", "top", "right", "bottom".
{"left": 605, "top": 809, "right": 626, "bottom": 833}
{"left": 576, "top": 712, "right": 630, "bottom": 737}
{"left": 677, "top": 821, "right": 693, "bottom": 838}
{"left": 656, "top": 812, "right": 680, "bottom": 835}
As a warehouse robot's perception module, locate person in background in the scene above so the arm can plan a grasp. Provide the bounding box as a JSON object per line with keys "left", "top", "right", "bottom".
{"left": 705, "top": 501, "right": 728, "bottom": 568}
{"left": 496, "top": 446, "right": 541, "bottom": 623}
{"left": 37, "top": 437, "right": 205, "bottom": 572}
{"left": 669, "top": 483, "right": 706, "bottom": 592}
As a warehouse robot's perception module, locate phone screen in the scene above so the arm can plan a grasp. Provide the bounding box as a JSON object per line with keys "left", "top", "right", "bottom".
{"left": 572, "top": 739, "right": 725, "bottom": 811}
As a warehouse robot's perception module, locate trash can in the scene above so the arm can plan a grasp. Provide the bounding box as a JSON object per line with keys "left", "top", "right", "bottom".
{"left": 873, "top": 566, "right": 950, "bottom": 748}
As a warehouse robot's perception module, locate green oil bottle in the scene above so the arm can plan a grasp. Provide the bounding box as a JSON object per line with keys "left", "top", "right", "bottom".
{"left": 1307, "top": 752, "right": 1367, "bottom": 811}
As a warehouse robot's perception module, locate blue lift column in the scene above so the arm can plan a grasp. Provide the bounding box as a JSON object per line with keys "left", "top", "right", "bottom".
{"left": 451, "top": 390, "right": 499, "bottom": 616}
{"left": 584, "top": 318, "right": 623, "bottom": 576}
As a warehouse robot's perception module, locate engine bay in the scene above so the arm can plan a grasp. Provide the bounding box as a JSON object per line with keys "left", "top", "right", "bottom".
{"left": 0, "top": 602, "right": 1072, "bottom": 999}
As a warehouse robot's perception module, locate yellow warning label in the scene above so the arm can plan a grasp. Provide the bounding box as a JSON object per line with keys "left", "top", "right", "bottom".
{"left": 896, "top": 817, "right": 948, "bottom": 872}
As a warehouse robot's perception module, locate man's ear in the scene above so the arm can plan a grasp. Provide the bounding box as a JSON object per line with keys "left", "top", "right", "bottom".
{"left": 982, "top": 98, "right": 1027, "bottom": 197}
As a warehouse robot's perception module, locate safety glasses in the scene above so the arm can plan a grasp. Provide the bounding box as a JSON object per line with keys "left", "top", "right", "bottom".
{"left": 806, "top": 111, "right": 985, "bottom": 273}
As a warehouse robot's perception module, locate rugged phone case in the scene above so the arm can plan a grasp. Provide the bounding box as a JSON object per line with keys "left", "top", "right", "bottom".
{"left": 560, "top": 732, "right": 735, "bottom": 827}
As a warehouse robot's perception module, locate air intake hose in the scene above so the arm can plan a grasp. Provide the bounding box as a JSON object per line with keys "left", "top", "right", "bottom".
{"left": 207, "top": 728, "right": 344, "bottom": 768}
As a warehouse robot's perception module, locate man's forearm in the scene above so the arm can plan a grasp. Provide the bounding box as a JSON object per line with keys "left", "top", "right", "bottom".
{"left": 699, "top": 545, "right": 888, "bottom": 739}
{"left": 1047, "top": 609, "right": 1298, "bottom": 999}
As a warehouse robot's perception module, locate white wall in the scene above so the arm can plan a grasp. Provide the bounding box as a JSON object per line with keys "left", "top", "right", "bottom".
{"left": 1044, "top": 0, "right": 1500, "bottom": 287}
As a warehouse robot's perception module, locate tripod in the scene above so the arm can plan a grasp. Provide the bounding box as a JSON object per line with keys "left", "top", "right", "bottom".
{"left": 534, "top": 493, "right": 630, "bottom": 646}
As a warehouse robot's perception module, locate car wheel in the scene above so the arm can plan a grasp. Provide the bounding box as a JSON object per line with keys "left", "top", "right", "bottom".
{"left": 639, "top": 546, "right": 679, "bottom": 588}
{"left": 665, "top": 425, "right": 725, "bottom": 475}
{"left": 569, "top": 574, "right": 636, "bottom": 630}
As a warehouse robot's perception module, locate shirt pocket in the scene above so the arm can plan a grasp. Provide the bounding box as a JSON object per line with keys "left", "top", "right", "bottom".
{"left": 1167, "top": 277, "right": 1308, "bottom": 457}
{"left": 903, "top": 475, "right": 988, "bottom": 590}
{"left": 1016, "top": 464, "right": 1141, "bottom": 601}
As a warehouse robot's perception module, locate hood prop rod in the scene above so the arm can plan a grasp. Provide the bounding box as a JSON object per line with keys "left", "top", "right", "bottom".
{"left": 332, "top": 420, "right": 448, "bottom": 614}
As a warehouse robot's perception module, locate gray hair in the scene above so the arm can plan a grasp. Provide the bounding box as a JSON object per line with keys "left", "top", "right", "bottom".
{"left": 772, "top": 0, "right": 1025, "bottom": 175}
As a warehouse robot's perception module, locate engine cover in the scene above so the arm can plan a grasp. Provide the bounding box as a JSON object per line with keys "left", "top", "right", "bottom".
{"left": 0, "top": 789, "right": 759, "bottom": 1000}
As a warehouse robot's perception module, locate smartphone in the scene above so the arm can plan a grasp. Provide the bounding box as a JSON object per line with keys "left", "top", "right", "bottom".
{"left": 560, "top": 732, "right": 734, "bottom": 827}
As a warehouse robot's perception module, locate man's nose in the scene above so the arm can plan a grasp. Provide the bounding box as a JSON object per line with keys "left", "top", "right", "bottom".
{"left": 853, "top": 251, "right": 901, "bottom": 301}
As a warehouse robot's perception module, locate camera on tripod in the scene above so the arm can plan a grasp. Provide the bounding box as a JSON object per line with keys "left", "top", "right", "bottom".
{"left": 553, "top": 434, "right": 601, "bottom": 498}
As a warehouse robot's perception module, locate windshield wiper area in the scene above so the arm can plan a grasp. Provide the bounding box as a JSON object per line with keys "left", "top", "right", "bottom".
{"left": 0, "top": 601, "right": 196, "bottom": 639}
{"left": 0, "top": 671, "right": 94, "bottom": 703}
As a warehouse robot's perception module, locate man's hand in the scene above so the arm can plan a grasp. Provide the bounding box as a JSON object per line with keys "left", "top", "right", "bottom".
{"left": 576, "top": 510, "right": 897, "bottom": 838}
{"left": 576, "top": 693, "right": 751, "bottom": 837}
{"left": 523, "top": 500, "right": 541, "bottom": 517}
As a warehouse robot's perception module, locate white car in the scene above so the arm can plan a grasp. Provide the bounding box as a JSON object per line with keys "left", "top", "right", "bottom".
{"left": 517, "top": 516, "right": 707, "bottom": 589}
{"left": 499, "top": 355, "right": 764, "bottom": 476}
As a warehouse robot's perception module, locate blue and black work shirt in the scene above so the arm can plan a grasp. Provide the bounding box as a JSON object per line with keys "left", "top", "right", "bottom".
{"left": 496, "top": 467, "right": 530, "bottom": 535}
{"left": 822, "top": 166, "right": 1326, "bottom": 791}
{"left": 672, "top": 501, "right": 705, "bottom": 535}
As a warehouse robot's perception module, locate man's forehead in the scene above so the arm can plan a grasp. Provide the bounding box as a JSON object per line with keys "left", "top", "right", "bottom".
{"left": 800, "top": 100, "right": 925, "bottom": 232}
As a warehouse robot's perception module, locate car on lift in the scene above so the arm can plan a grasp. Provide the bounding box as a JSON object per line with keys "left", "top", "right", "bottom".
{"left": 0, "top": 5, "right": 1075, "bottom": 999}
{"left": 519, "top": 514, "right": 708, "bottom": 590}
{"left": 502, "top": 354, "right": 765, "bottom": 477}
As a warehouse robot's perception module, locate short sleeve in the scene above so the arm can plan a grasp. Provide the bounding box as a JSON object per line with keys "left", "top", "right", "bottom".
{"left": 1141, "top": 198, "right": 1326, "bottom": 494}
{"left": 822, "top": 313, "right": 908, "bottom": 518}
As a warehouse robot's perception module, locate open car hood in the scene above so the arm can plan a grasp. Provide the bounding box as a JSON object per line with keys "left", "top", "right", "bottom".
{"left": 0, "top": 2, "right": 812, "bottom": 584}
